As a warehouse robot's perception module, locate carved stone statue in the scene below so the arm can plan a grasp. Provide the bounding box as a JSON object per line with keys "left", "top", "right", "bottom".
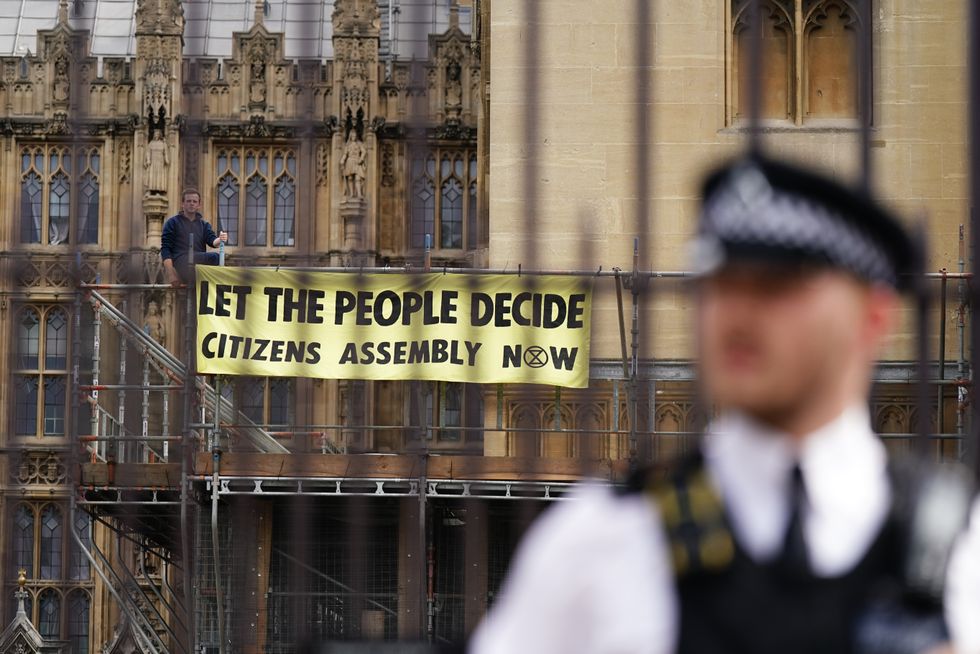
{"left": 340, "top": 130, "right": 367, "bottom": 200}
{"left": 445, "top": 60, "right": 462, "bottom": 114}
{"left": 143, "top": 130, "right": 169, "bottom": 194}
{"left": 52, "top": 55, "right": 69, "bottom": 103}
{"left": 249, "top": 61, "right": 266, "bottom": 106}
{"left": 144, "top": 300, "right": 166, "bottom": 345}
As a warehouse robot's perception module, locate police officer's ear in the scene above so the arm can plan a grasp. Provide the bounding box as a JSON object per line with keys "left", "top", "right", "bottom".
{"left": 860, "top": 283, "right": 900, "bottom": 354}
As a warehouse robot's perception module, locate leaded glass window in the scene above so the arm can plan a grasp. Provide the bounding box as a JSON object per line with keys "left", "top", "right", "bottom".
{"left": 215, "top": 146, "right": 296, "bottom": 248}
{"left": 409, "top": 148, "right": 477, "bottom": 251}
{"left": 18, "top": 145, "right": 100, "bottom": 245}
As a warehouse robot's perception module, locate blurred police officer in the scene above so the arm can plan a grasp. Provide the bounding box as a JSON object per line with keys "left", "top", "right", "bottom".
{"left": 470, "top": 154, "right": 980, "bottom": 654}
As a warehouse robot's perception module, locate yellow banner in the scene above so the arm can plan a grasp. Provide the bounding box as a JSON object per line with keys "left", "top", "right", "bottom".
{"left": 195, "top": 267, "right": 593, "bottom": 388}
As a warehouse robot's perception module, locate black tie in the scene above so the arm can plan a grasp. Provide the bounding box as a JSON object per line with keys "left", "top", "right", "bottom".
{"left": 778, "top": 464, "right": 810, "bottom": 579}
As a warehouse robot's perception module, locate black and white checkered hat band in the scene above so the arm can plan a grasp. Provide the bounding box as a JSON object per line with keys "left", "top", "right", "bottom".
{"left": 696, "top": 167, "right": 897, "bottom": 286}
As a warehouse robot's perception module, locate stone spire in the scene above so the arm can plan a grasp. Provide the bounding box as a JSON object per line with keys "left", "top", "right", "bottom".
{"left": 253, "top": 0, "right": 265, "bottom": 27}
{"left": 57, "top": 0, "right": 69, "bottom": 25}
{"left": 14, "top": 569, "right": 27, "bottom": 617}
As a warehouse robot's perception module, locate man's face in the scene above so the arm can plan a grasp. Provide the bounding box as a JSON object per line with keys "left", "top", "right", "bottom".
{"left": 182, "top": 193, "right": 201, "bottom": 218}
{"left": 697, "top": 263, "right": 876, "bottom": 424}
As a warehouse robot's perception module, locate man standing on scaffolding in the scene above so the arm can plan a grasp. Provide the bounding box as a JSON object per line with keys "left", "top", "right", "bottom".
{"left": 471, "top": 154, "right": 980, "bottom": 654}
{"left": 161, "top": 188, "right": 228, "bottom": 287}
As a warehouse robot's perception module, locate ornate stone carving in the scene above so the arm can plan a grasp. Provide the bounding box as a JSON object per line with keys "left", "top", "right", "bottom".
{"left": 16, "top": 261, "right": 42, "bottom": 287}
{"left": 332, "top": 0, "right": 381, "bottom": 35}
{"left": 13, "top": 451, "right": 67, "bottom": 486}
{"left": 143, "top": 58, "right": 170, "bottom": 125}
{"left": 380, "top": 141, "right": 394, "bottom": 187}
{"left": 316, "top": 142, "right": 329, "bottom": 187}
{"left": 119, "top": 139, "right": 132, "bottom": 184}
{"left": 135, "top": 0, "right": 184, "bottom": 36}
{"left": 243, "top": 114, "right": 272, "bottom": 137}
{"left": 45, "top": 112, "right": 71, "bottom": 135}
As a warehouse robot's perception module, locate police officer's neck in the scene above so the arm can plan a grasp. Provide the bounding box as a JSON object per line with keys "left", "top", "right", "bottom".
{"left": 745, "top": 398, "right": 863, "bottom": 442}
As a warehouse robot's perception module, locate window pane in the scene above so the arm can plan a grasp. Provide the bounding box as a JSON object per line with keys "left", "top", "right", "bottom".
{"left": 44, "top": 377, "right": 66, "bottom": 436}
{"left": 48, "top": 171, "right": 70, "bottom": 245}
{"left": 45, "top": 308, "right": 68, "bottom": 369}
{"left": 411, "top": 162, "right": 435, "bottom": 249}
{"left": 269, "top": 379, "right": 290, "bottom": 425}
{"left": 39, "top": 505, "right": 62, "bottom": 579}
{"left": 21, "top": 171, "right": 42, "bottom": 243}
{"left": 217, "top": 173, "right": 240, "bottom": 246}
{"left": 15, "top": 376, "right": 38, "bottom": 436}
{"left": 70, "top": 512, "right": 91, "bottom": 580}
{"left": 18, "top": 309, "right": 40, "bottom": 369}
{"left": 68, "top": 591, "right": 90, "bottom": 654}
{"left": 440, "top": 177, "right": 463, "bottom": 249}
{"left": 13, "top": 505, "right": 34, "bottom": 578}
{"left": 273, "top": 175, "right": 295, "bottom": 246}
{"left": 442, "top": 383, "right": 462, "bottom": 441}
{"left": 78, "top": 171, "right": 99, "bottom": 244}
{"left": 38, "top": 589, "right": 60, "bottom": 638}
{"left": 467, "top": 179, "right": 478, "bottom": 250}
{"left": 242, "top": 379, "right": 265, "bottom": 424}
{"left": 244, "top": 175, "right": 268, "bottom": 246}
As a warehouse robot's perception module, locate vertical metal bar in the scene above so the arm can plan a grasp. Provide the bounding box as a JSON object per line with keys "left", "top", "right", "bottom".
{"left": 181, "top": 276, "right": 197, "bottom": 649}
{"left": 163, "top": 374, "right": 170, "bottom": 462}
{"left": 119, "top": 299, "right": 128, "bottom": 463}
{"left": 856, "top": 0, "right": 873, "bottom": 190}
{"left": 915, "top": 226, "right": 931, "bottom": 457}
{"left": 142, "top": 328, "right": 150, "bottom": 461}
{"left": 938, "top": 272, "right": 947, "bottom": 438}
{"left": 553, "top": 387, "right": 561, "bottom": 432}
{"left": 746, "top": 0, "right": 764, "bottom": 153}
{"left": 628, "top": 239, "right": 640, "bottom": 468}
{"left": 958, "top": 225, "right": 967, "bottom": 458}
{"left": 970, "top": 0, "right": 980, "bottom": 475}
{"left": 521, "top": 1, "right": 540, "bottom": 269}
{"left": 91, "top": 298, "right": 102, "bottom": 455}
{"left": 632, "top": 0, "right": 654, "bottom": 471}
{"left": 211, "top": 451, "right": 226, "bottom": 654}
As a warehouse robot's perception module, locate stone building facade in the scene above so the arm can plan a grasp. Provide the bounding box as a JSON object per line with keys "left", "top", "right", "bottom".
{"left": 0, "top": 0, "right": 971, "bottom": 651}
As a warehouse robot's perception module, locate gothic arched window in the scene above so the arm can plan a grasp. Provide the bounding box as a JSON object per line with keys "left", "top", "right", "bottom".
{"left": 409, "top": 148, "right": 478, "bottom": 251}
{"left": 38, "top": 588, "right": 60, "bottom": 638}
{"left": 214, "top": 147, "right": 297, "bottom": 248}
{"left": 67, "top": 590, "right": 91, "bottom": 654}
{"left": 39, "top": 504, "right": 63, "bottom": 580}
{"left": 730, "top": 0, "right": 865, "bottom": 125}
{"left": 15, "top": 306, "right": 71, "bottom": 439}
{"left": 19, "top": 145, "right": 100, "bottom": 245}
{"left": 13, "top": 504, "right": 35, "bottom": 578}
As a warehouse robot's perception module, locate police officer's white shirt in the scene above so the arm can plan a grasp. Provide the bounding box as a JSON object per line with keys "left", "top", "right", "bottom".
{"left": 470, "top": 404, "right": 980, "bottom": 654}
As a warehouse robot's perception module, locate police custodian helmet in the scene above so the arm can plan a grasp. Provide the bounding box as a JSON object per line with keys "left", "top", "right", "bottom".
{"left": 692, "top": 154, "right": 921, "bottom": 292}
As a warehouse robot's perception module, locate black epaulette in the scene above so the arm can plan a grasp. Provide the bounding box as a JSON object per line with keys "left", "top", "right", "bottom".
{"left": 627, "top": 450, "right": 735, "bottom": 578}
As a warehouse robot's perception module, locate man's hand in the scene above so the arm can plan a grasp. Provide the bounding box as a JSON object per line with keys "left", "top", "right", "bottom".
{"left": 163, "top": 259, "right": 182, "bottom": 287}
{"left": 213, "top": 231, "right": 228, "bottom": 247}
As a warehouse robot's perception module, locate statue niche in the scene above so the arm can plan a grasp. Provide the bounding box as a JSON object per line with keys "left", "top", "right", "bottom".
{"left": 445, "top": 59, "right": 462, "bottom": 122}
{"left": 339, "top": 110, "right": 367, "bottom": 201}
{"left": 143, "top": 109, "right": 169, "bottom": 195}
{"left": 52, "top": 54, "right": 70, "bottom": 103}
